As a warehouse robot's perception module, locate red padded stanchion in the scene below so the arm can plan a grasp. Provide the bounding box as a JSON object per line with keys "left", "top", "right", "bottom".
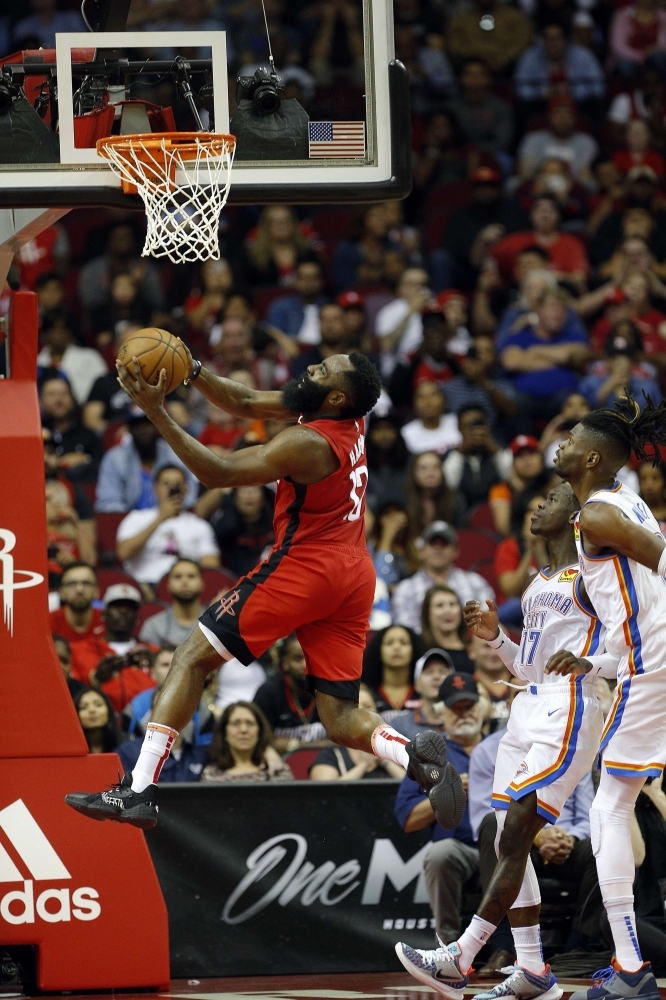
{"left": 0, "top": 291, "right": 170, "bottom": 991}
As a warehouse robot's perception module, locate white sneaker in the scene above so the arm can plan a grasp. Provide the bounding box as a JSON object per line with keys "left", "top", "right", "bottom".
{"left": 395, "top": 938, "right": 470, "bottom": 999}
{"left": 474, "top": 964, "right": 563, "bottom": 1000}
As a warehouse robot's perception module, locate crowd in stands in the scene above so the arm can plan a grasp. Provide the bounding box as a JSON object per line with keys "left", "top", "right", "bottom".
{"left": 5, "top": 0, "right": 666, "bottom": 971}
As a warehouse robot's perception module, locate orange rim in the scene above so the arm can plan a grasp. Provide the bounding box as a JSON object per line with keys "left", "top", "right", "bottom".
{"left": 97, "top": 131, "right": 236, "bottom": 161}
{"left": 96, "top": 131, "right": 235, "bottom": 194}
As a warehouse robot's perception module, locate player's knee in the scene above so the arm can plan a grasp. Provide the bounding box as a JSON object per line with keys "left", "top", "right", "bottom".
{"left": 314, "top": 692, "right": 359, "bottom": 744}
{"left": 171, "top": 628, "right": 218, "bottom": 678}
{"left": 318, "top": 706, "right": 347, "bottom": 745}
{"left": 590, "top": 789, "right": 632, "bottom": 856}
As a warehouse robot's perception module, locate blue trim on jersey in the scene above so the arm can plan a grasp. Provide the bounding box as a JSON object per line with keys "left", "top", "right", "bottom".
{"left": 587, "top": 616, "right": 603, "bottom": 655}
{"left": 616, "top": 555, "right": 644, "bottom": 674}
{"left": 600, "top": 676, "right": 631, "bottom": 753}
{"left": 574, "top": 573, "right": 596, "bottom": 617}
{"left": 605, "top": 762, "right": 663, "bottom": 779}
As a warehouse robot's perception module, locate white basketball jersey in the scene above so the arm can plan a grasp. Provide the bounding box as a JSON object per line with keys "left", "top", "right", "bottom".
{"left": 574, "top": 481, "right": 666, "bottom": 675}
{"left": 513, "top": 565, "right": 604, "bottom": 683}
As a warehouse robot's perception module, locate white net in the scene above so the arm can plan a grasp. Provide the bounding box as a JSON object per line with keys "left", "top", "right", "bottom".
{"left": 98, "top": 134, "right": 235, "bottom": 264}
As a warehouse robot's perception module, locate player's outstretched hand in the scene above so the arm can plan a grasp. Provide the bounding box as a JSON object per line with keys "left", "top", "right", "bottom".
{"left": 545, "top": 650, "right": 592, "bottom": 676}
{"left": 116, "top": 358, "right": 167, "bottom": 420}
{"left": 463, "top": 599, "right": 500, "bottom": 641}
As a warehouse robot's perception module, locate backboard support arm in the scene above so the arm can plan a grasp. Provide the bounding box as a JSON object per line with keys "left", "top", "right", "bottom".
{"left": 0, "top": 208, "right": 71, "bottom": 289}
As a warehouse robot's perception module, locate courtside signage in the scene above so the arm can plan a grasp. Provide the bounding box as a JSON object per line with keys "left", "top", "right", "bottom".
{"left": 0, "top": 800, "right": 100, "bottom": 925}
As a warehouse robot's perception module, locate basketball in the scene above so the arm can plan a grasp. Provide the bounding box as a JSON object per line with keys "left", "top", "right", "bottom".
{"left": 117, "top": 328, "right": 190, "bottom": 394}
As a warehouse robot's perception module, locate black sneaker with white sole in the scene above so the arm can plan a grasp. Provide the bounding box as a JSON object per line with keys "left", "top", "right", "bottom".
{"left": 64, "top": 771, "right": 158, "bottom": 830}
{"left": 406, "top": 730, "right": 467, "bottom": 830}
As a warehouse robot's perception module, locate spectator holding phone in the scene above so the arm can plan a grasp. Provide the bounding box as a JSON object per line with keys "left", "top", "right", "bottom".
{"left": 116, "top": 465, "right": 220, "bottom": 591}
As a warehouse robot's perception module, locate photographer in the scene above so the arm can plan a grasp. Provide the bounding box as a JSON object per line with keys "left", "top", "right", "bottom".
{"left": 116, "top": 465, "right": 220, "bottom": 592}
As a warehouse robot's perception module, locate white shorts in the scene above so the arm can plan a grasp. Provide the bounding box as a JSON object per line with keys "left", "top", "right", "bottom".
{"left": 492, "top": 677, "right": 604, "bottom": 824}
{"left": 600, "top": 661, "right": 666, "bottom": 779}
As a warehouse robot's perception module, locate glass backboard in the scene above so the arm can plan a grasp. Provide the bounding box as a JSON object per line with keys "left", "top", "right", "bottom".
{"left": 0, "top": 8, "right": 409, "bottom": 208}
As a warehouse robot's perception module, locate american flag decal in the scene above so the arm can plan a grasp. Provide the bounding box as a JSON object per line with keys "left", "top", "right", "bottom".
{"left": 308, "top": 121, "right": 366, "bottom": 158}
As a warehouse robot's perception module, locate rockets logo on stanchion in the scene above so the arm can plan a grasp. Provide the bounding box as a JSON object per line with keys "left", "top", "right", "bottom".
{"left": 0, "top": 530, "right": 43, "bottom": 637}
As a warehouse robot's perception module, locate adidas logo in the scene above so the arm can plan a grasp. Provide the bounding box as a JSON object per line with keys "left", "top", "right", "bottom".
{"left": 0, "top": 799, "right": 100, "bottom": 925}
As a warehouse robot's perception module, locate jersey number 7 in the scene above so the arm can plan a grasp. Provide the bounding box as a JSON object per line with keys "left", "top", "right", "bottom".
{"left": 520, "top": 629, "right": 542, "bottom": 666}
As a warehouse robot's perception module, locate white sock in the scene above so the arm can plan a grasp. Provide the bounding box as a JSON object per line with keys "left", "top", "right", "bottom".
{"left": 130, "top": 723, "right": 178, "bottom": 792}
{"left": 512, "top": 925, "right": 546, "bottom": 974}
{"left": 371, "top": 724, "right": 409, "bottom": 769}
{"left": 591, "top": 776, "right": 645, "bottom": 974}
{"left": 456, "top": 914, "right": 497, "bottom": 971}
{"left": 606, "top": 896, "right": 643, "bottom": 972}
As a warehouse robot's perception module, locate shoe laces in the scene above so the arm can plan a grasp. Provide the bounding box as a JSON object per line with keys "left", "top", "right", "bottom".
{"left": 591, "top": 967, "right": 616, "bottom": 986}
{"left": 107, "top": 772, "right": 129, "bottom": 792}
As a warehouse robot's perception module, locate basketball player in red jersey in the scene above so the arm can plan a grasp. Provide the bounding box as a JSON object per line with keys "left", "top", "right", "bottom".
{"left": 66, "top": 351, "right": 465, "bottom": 830}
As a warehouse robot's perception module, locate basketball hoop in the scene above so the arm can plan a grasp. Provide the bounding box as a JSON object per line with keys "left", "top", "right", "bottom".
{"left": 96, "top": 132, "right": 236, "bottom": 264}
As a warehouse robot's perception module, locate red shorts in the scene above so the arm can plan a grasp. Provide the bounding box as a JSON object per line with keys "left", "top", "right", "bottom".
{"left": 198, "top": 543, "right": 375, "bottom": 700}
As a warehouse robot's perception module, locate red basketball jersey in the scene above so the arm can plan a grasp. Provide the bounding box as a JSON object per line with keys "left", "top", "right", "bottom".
{"left": 273, "top": 416, "right": 368, "bottom": 550}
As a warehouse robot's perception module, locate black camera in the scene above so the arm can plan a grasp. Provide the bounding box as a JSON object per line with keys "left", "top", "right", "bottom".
{"left": 0, "top": 71, "right": 21, "bottom": 116}
{"left": 236, "top": 68, "right": 281, "bottom": 116}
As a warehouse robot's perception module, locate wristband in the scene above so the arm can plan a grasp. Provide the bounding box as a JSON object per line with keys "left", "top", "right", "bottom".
{"left": 658, "top": 546, "right": 666, "bottom": 581}
{"left": 184, "top": 359, "right": 202, "bottom": 385}
{"left": 487, "top": 630, "right": 504, "bottom": 647}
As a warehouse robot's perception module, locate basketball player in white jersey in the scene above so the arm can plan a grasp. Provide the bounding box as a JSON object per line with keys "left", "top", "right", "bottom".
{"left": 396, "top": 483, "right": 607, "bottom": 1000}
{"left": 545, "top": 394, "right": 666, "bottom": 1000}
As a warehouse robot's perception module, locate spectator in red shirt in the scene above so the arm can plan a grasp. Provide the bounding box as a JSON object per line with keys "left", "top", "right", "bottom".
{"left": 387, "top": 308, "right": 460, "bottom": 409}
{"left": 488, "top": 434, "right": 549, "bottom": 537}
{"left": 183, "top": 258, "right": 234, "bottom": 346}
{"left": 494, "top": 493, "right": 549, "bottom": 625}
{"left": 610, "top": 0, "right": 666, "bottom": 81}
{"left": 13, "top": 224, "right": 69, "bottom": 290}
{"left": 50, "top": 562, "right": 103, "bottom": 665}
{"left": 515, "top": 157, "right": 590, "bottom": 228}
{"left": 588, "top": 272, "right": 666, "bottom": 365}
{"left": 491, "top": 195, "right": 589, "bottom": 291}
{"left": 612, "top": 119, "right": 665, "bottom": 180}
{"left": 70, "top": 583, "right": 158, "bottom": 708}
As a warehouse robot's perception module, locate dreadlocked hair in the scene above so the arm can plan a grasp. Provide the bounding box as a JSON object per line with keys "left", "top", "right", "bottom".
{"left": 580, "top": 393, "right": 666, "bottom": 466}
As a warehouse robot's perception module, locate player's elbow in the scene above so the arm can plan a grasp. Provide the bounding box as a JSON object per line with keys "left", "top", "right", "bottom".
{"left": 199, "top": 464, "right": 229, "bottom": 490}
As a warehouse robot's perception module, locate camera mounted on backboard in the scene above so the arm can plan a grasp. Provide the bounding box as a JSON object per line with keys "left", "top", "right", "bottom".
{"left": 235, "top": 68, "right": 282, "bottom": 116}
{"left": 0, "top": 69, "right": 22, "bottom": 115}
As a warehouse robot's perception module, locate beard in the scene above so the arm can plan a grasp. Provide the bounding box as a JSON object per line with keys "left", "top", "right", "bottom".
{"left": 173, "top": 589, "right": 199, "bottom": 604}
{"left": 67, "top": 596, "right": 92, "bottom": 613}
{"left": 281, "top": 373, "right": 330, "bottom": 415}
